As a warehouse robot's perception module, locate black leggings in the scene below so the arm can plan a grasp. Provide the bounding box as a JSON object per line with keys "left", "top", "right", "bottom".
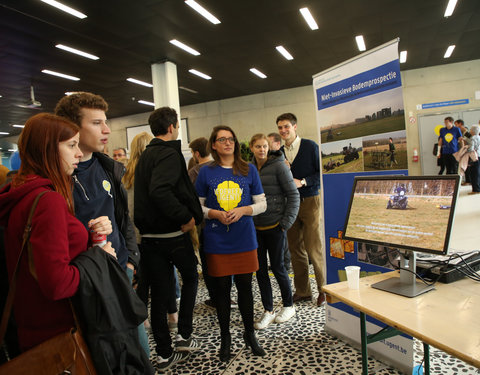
{"left": 214, "top": 273, "right": 254, "bottom": 336}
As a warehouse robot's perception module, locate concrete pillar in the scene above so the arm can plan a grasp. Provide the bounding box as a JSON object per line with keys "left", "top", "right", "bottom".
{"left": 151, "top": 61, "right": 188, "bottom": 145}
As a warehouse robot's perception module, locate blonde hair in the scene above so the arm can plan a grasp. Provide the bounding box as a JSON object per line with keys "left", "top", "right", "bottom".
{"left": 249, "top": 133, "right": 268, "bottom": 148}
{"left": 123, "top": 132, "right": 153, "bottom": 189}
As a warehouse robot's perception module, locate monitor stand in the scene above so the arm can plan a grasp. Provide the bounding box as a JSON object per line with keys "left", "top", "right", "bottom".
{"left": 371, "top": 250, "right": 435, "bottom": 298}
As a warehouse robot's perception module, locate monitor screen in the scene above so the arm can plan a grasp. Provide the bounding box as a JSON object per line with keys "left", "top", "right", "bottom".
{"left": 343, "top": 175, "right": 460, "bottom": 255}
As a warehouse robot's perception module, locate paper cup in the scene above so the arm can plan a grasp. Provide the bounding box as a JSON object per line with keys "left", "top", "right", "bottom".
{"left": 345, "top": 266, "right": 360, "bottom": 289}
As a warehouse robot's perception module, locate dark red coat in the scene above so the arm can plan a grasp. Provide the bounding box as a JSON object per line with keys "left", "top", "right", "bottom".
{"left": 0, "top": 176, "right": 88, "bottom": 350}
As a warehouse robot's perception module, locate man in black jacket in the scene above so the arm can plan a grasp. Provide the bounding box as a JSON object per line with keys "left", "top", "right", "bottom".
{"left": 54, "top": 92, "right": 149, "bottom": 356}
{"left": 135, "top": 107, "right": 203, "bottom": 370}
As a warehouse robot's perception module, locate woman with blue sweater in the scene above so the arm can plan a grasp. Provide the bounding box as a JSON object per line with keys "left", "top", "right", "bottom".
{"left": 195, "top": 125, "right": 267, "bottom": 362}
{"left": 250, "top": 134, "right": 300, "bottom": 330}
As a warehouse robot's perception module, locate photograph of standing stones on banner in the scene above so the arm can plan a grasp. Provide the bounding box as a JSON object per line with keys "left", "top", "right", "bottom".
{"left": 321, "top": 137, "right": 364, "bottom": 174}
{"left": 319, "top": 86, "right": 405, "bottom": 144}
{"left": 362, "top": 130, "right": 408, "bottom": 171}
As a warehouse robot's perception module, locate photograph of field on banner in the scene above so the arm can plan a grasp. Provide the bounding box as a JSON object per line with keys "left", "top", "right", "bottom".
{"left": 362, "top": 130, "right": 407, "bottom": 171}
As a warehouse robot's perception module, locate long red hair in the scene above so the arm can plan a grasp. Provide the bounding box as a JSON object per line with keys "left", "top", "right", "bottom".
{"left": 13, "top": 113, "right": 80, "bottom": 213}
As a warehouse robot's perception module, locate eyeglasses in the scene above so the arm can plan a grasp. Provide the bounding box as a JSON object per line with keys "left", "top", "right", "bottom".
{"left": 215, "top": 137, "right": 236, "bottom": 144}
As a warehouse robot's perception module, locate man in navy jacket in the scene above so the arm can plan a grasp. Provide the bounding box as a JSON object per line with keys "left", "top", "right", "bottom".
{"left": 277, "top": 113, "right": 326, "bottom": 306}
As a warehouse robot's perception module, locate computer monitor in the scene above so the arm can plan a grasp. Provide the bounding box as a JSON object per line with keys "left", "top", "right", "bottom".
{"left": 343, "top": 175, "right": 460, "bottom": 297}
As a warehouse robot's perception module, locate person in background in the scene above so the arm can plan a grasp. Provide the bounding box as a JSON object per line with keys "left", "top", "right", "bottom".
{"left": 267, "top": 132, "right": 291, "bottom": 271}
{"left": 188, "top": 137, "right": 217, "bottom": 309}
{"left": 54, "top": 92, "right": 149, "bottom": 356}
{"left": 388, "top": 137, "right": 398, "bottom": 167}
{"left": 249, "top": 134, "right": 299, "bottom": 330}
{"left": 437, "top": 116, "right": 464, "bottom": 175}
{"left": 195, "top": 125, "right": 267, "bottom": 362}
{"left": 455, "top": 120, "right": 472, "bottom": 185}
{"left": 0, "top": 165, "right": 9, "bottom": 186}
{"left": 267, "top": 132, "right": 282, "bottom": 151}
{"left": 0, "top": 113, "right": 115, "bottom": 351}
{"left": 467, "top": 124, "right": 480, "bottom": 195}
{"left": 276, "top": 112, "right": 326, "bottom": 306}
{"left": 113, "top": 147, "right": 127, "bottom": 161}
{"left": 134, "top": 107, "right": 203, "bottom": 371}
{"left": 187, "top": 156, "right": 197, "bottom": 170}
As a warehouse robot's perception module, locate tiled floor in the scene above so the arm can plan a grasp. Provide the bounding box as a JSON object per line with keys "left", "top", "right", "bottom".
{"left": 147, "top": 186, "right": 480, "bottom": 374}
{"left": 147, "top": 269, "right": 479, "bottom": 374}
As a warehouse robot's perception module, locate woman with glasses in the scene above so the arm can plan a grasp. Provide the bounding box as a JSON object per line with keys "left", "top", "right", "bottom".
{"left": 195, "top": 125, "right": 267, "bottom": 362}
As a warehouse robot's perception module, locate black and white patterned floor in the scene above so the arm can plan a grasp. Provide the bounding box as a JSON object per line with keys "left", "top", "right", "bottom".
{"left": 146, "top": 268, "right": 480, "bottom": 375}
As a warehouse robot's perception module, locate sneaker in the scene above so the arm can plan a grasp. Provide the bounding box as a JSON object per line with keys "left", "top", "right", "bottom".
{"left": 157, "top": 351, "right": 190, "bottom": 371}
{"left": 254, "top": 311, "right": 276, "bottom": 330}
{"left": 175, "top": 334, "right": 200, "bottom": 351}
{"left": 275, "top": 306, "right": 296, "bottom": 323}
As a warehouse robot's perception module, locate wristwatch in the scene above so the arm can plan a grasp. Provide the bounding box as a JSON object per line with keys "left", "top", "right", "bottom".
{"left": 300, "top": 178, "right": 306, "bottom": 187}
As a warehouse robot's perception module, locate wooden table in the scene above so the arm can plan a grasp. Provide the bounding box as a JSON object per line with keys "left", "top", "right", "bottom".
{"left": 322, "top": 271, "right": 480, "bottom": 374}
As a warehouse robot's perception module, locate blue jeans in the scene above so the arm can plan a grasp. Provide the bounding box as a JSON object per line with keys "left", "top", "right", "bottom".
{"left": 256, "top": 226, "right": 293, "bottom": 311}
{"left": 126, "top": 267, "right": 150, "bottom": 356}
{"left": 141, "top": 234, "right": 198, "bottom": 358}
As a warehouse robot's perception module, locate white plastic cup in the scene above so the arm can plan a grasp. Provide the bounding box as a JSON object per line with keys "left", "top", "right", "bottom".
{"left": 345, "top": 266, "right": 360, "bottom": 289}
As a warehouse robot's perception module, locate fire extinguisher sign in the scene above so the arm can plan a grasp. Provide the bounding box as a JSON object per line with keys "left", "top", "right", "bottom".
{"left": 409, "top": 116, "right": 416, "bottom": 124}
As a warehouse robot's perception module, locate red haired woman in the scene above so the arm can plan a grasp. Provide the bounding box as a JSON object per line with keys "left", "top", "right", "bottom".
{"left": 0, "top": 113, "right": 114, "bottom": 351}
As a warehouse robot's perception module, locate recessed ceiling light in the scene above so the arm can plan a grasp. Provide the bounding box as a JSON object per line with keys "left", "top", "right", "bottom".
{"left": 42, "top": 69, "right": 80, "bottom": 81}
{"left": 127, "top": 78, "right": 153, "bottom": 88}
{"left": 400, "top": 51, "right": 407, "bottom": 63}
{"left": 40, "top": 0, "right": 87, "bottom": 19}
{"left": 65, "top": 91, "right": 77, "bottom": 95}
{"left": 179, "top": 86, "right": 198, "bottom": 94}
{"left": 169, "top": 39, "right": 201, "bottom": 56}
{"left": 444, "top": 0, "right": 458, "bottom": 17}
{"left": 276, "top": 46, "right": 294, "bottom": 60}
{"left": 185, "top": 0, "right": 220, "bottom": 24}
{"left": 250, "top": 68, "right": 267, "bottom": 79}
{"left": 0, "top": 95, "right": 2, "bottom": 98}
{"left": 299, "top": 8, "right": 318, "bottom": 30}
{"left": 138, "top": 100, "right": 155, "bottom": 107}
{"left": 55, "top": 44, "right": 99, "bottom": 60}
{"left": 12, "top": 124, "right": 25, "bottom": 128}
{"left": 0, "top": 132, "right": 10, "bottom": 135}
{"left": 8, "top": 149, "right": 16, "bottom": 151}
{"left": 355, "top": 35, "right": 366, "bottom": 51}
{"left": 444, "top": 45, "right": 455, "bottom": 58}
{"left": 189, "top": 69, "right": 212, "bottom": 80}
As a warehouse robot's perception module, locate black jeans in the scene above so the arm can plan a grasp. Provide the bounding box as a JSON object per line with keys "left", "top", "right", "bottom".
{"left": 214, "top": 273, "right": 254, "bottom": 336}
{"left": 444, "top": 154, "right": 458, "bottom": 175}
{"left": 141, "top": 234, "right": 198, "bottom": 358}
{"left": 471, "top": 160, "right": 480, "bottom": 192}
{"left": 256, "top": 226, "right": 293, "bottom": 311}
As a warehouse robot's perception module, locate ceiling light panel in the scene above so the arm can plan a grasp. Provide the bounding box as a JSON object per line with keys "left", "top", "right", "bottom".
{"left": 299, "top": 8, "right": 318, "bottom": 30}
{"left": 276, "top": 46, "right": 294, "bottom": 60}
{"left": 179, "top": 86, "right": 198, "bottom": 94}
{"left": 55, "top": 44, "right": 99, "bottom": 60}
{"left": 40, "top": 0, "right": 87, "bottom": 19}
{"left": 444, "top": 45, "right": 455, "bottom": 58}
{"left": 170, "top": 39, "right": 200, "bottom": 56}
{"left": 250, "top": 68, "right": 267, "bottom": 79}
{"left": 400, "top": 50, "right": 407, "bottom": 63}
{"left": 138, "top": 100, "right": 155, "bottom": 106}
{"left": 189, "top": 69, "right": 212, "bottom": 80}
{"left": 127, "top": 78, "right": 153, "bottom": 87}
{"left": 0, "top": 132, "right": 10, "bottom": 135}
{"left": 444, "top": 0, "right": 458, "bottom": 17}
{"left": 185, "top": 0, "right": 220, "bottom": 24}
{"left": 355, "top": 35, "right": 366, "bottom": 51}
{"left": 42, "top": 69, "right": 80, "bottom": 81}
{"left": 12, "top": 124, "right": 25, "bottom": 128}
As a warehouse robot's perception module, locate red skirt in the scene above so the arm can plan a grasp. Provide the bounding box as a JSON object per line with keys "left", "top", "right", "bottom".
{"left": 206, "top": 249, "right": 258, "bottom": 277}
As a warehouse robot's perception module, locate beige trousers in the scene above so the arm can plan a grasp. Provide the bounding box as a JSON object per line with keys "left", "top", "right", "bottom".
{"left": 286, "top": 195, "right": 325, "bottom": 297}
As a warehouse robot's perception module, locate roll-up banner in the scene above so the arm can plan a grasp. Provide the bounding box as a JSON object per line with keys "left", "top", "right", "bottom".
{"left": 313, "top": 39, "right": 413, "bottom": 373}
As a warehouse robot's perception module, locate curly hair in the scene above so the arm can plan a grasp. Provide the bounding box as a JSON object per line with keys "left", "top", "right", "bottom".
{"left": 54, "top": 92, "right": 108, "bottom": 126}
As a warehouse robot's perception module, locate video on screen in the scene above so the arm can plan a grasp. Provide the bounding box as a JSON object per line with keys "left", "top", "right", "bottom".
{"left": 344, "top": 179, "right": 457, "bottom": 253}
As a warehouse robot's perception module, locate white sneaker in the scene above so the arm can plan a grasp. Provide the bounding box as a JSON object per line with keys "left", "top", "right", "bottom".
{"left": 254, "top": 311, "right": 276, "bottom": 330}
{"left": 275, "top": 306, "right": 295, "bottom": 323}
